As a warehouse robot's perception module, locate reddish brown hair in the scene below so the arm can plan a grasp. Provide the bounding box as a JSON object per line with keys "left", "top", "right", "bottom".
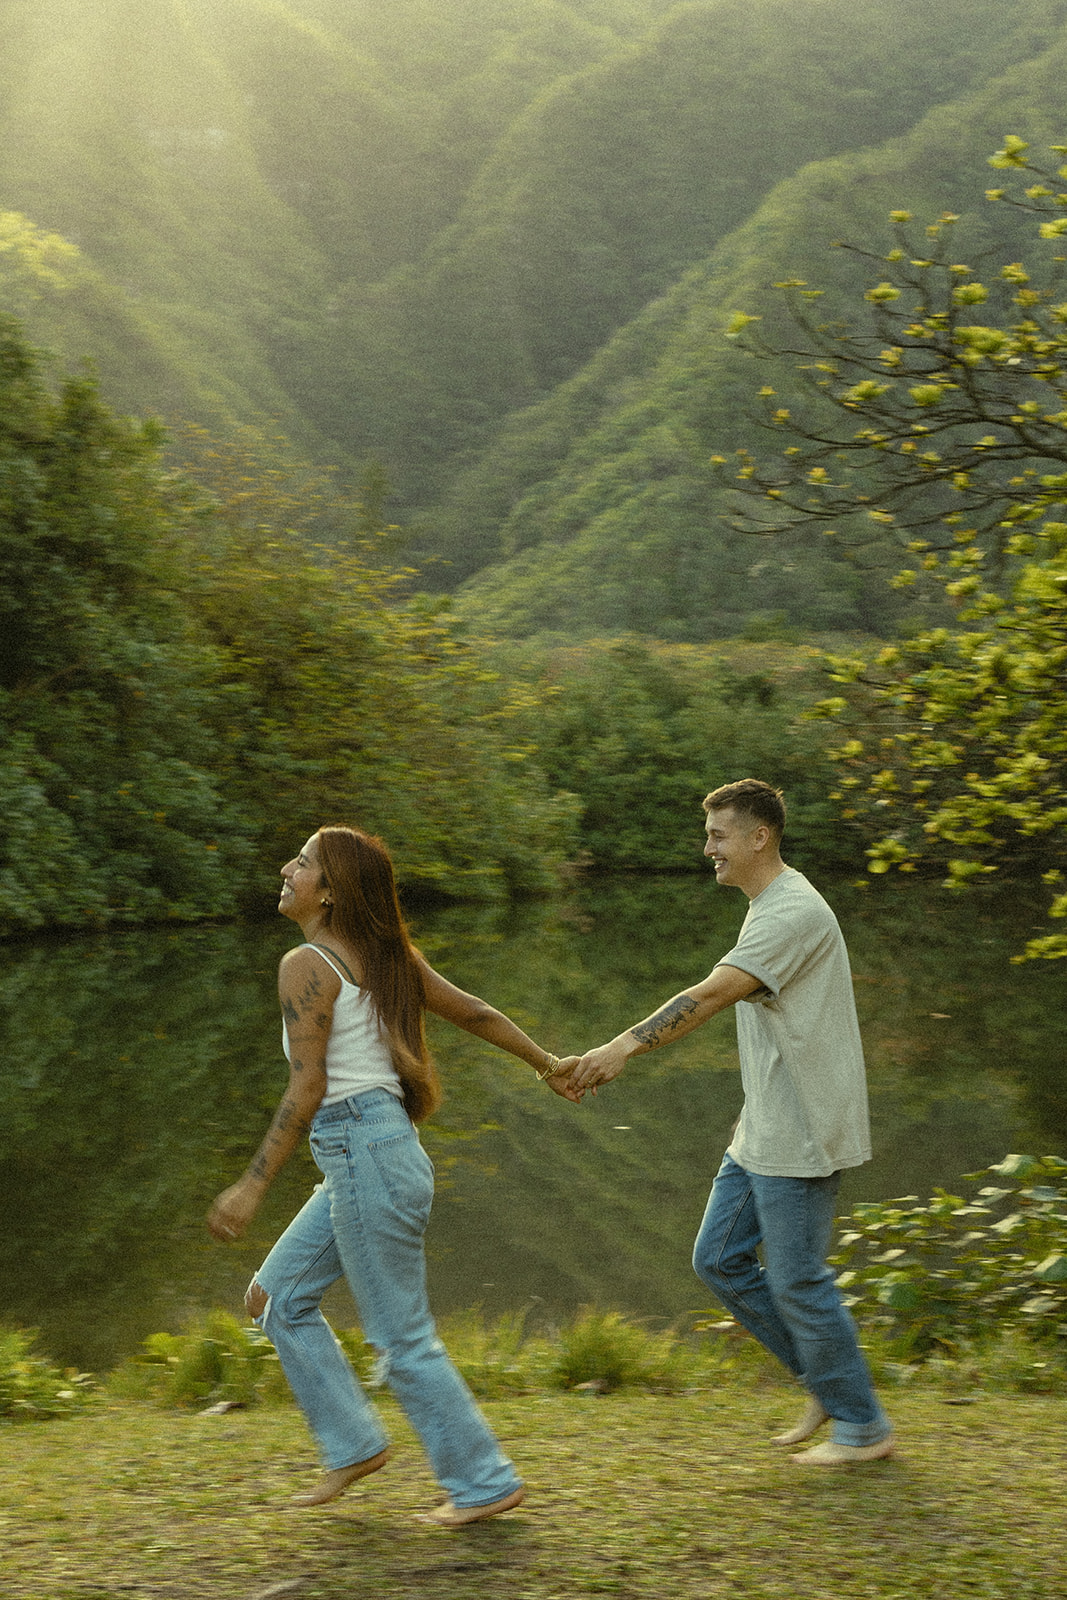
{"left": 315, "top": 826, "right": 442, "bottom": 1124}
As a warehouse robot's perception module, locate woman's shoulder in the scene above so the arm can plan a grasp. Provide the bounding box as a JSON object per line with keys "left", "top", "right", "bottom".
{"left": 288, "top": 940, "right": 364, "bottom": 987}
{"left": 278, "top": 942, "right": 343, "bottom": 991}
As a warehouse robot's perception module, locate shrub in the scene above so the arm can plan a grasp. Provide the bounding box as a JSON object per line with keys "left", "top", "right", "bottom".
{"left": 437, "top": 1308, "right": 558, "bottom": 1398}
{"left": 551, "top": 1309, "right": 694, "bottom": 1393}
{"left": 0, "top": 1326, "right": 95, "bottom": 1420}
{"left": 831, "top": 1154, "right": 1067, "bottom": 1358}
{"left": 112, "top": 1311, "right": 287, "bottom": 1408}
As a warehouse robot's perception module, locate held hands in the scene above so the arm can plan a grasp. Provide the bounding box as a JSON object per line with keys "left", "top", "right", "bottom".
{"left": 539, "top": 1042, "right": 631, "bottom": 1101}
{"left": 569, "top": 1039, "right": 631, "bottom": 1097}
{"left": 540, "top": 1054, "right": 584, "bottom": 1103}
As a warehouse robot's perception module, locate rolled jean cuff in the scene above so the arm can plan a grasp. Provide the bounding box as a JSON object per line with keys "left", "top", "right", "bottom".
{"left": 830, "top": 1410, "right": 893, "bottom": 1448}
{"left": 452, "top": 1475, "right": 524, "bottom": 1510}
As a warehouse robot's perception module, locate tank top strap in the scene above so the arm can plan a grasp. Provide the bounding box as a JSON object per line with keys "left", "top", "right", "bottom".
{"left": 304, "top": 942, "right": 359, "bottom": 987}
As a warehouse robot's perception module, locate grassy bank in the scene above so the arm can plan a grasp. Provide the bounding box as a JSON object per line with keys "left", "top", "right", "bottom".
{"left": 3, "top": 1372, "right": 1065, "bottom": 1600}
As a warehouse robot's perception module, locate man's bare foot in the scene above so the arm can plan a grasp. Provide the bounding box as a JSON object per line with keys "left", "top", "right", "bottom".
{"left": 291, "top": 1448, "right": 389, "bottom": 1506}
{"left": 420, "top": 1487, "right": 525, "bottom": 1527}
{"left": 771, "top": 1396, "right": 830, "bottom": 1447}
{"left": 790, "top": 1437, "right": 895, "bottom": 1467}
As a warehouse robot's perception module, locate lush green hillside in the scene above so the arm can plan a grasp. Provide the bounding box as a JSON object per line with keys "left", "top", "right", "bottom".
{"left": 0, "top": 0, "right": 651, "bottom": 448}
{"left": 4, "top": 0, "right": 1067, "bottom": 644}
{"left": 444, "top": 25, "right": 1067, "bottom": 636}
{"left": 346, "top": 0, "right": 1064, "bottom": 510}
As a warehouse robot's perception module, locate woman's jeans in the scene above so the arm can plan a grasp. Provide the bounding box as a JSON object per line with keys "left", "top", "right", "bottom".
{"left": 693, "top": 1151, "right": 891, "bottom": 1447}
{"left": 250, "top": 1089, "right": 521, "bottom": 1508}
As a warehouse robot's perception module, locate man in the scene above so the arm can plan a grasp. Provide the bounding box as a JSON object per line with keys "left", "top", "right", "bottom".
{"left": 570, "top": 778, "right": 893, "bottom": 1465}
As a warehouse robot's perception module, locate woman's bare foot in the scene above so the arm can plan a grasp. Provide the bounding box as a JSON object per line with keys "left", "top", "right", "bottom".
{"left": 770, "top": 1397, "right": 830, "bottom": 1447}
{"left": 420, "top": 1487, "right": 525, "bottom": 1527}
{"left": 291, "top": 1448, "right": 389, "bottom": 1506}
{"left": 790, "top": 1437, "right": 895, "bottom": 1466}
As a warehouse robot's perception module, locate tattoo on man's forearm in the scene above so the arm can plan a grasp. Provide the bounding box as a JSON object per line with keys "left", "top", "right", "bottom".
{"left": 632, "top": 996, "right": 699, "bottom": 1048}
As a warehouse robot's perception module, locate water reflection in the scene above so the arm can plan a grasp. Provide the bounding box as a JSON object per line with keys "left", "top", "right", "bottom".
{"left": 2, "top": 875, "right": 1063, "bottom": 1369}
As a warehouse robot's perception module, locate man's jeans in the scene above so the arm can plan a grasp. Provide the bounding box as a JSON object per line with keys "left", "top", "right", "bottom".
{"left": 250, "top": 1088, "right": 521, "bottom": 1508}
{"left": 693, "top": 1151, "right": 891, "bottom": 1447}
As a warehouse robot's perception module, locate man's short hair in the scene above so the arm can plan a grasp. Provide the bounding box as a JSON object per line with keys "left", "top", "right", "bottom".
{"left": 703, "top": 778, "right": 786, "bottom": 839}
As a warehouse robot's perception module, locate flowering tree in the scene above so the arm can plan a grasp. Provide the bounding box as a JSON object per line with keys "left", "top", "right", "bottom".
{"left": 722, "top": 138, "right": 1067, "bottom": 957}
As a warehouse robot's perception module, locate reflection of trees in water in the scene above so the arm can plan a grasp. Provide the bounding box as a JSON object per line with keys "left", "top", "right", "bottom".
{"left": 3, "top": 877, "right": 1062, "bottom": 1368}
{"left": 839, "top": 877, "right": 1066, "bottom": 1182}
{"left": 0, "top": 924, "right": 293, "bottom": 1369}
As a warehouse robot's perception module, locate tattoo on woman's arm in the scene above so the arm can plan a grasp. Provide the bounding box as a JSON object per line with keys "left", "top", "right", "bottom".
{"left": 297, "top": 973, "right": 323, "bottom": 1011}
{"left": 248, "top": 1098, "right": 311, "bottom": 1180}
{"left": 632, "top": 996, "right": 699, "bottom": 1048}
{"left": 274, "top": 1101, "right": 301, "bottom": 1134}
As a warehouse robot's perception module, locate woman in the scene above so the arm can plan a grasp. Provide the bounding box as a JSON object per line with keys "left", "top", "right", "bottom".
{"left": 207, "top": 825, "right": 578, "bottom": 1524}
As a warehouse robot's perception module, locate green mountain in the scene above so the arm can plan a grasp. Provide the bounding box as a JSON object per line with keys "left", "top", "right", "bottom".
{"left": 3, "top": 0, "right": 1067, "bottom": 638}
{"left": 0, "top": 0, "right": 650, "bottom": 443}
{"left": 439, "top": 22, "right": 1067, "bottom": 636}
{"left": 338, "top": 0, "right": 1064, "bottom": 509}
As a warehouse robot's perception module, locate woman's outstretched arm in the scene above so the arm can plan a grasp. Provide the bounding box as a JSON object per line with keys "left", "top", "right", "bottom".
{"left": 417, "top": 957, "right": 581, "bottom": 1102}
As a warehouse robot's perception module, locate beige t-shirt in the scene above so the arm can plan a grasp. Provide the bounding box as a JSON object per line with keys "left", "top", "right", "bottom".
{"left": 716, "top": 868, "right": 871, "bottom": 1178}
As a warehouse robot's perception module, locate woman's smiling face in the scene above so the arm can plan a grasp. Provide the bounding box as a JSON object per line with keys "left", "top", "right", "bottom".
{"left": 278, "top": 832, "right": 326, "bottom": 923}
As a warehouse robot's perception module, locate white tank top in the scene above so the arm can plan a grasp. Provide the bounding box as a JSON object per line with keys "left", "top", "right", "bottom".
{"left": 282, "top": 944, "right": 403, "bottom": 1106}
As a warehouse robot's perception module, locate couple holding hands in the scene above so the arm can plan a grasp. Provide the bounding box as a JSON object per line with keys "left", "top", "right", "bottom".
{"left": 207, "top": 779, "right": 892, "bottom": 1527}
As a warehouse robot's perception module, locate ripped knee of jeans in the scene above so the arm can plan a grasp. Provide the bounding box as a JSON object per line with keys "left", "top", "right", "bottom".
{"left": 245, "top": 1277, "right": 270, "bottom": 1322}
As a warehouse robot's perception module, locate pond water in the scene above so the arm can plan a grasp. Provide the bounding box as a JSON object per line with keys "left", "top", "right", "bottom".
{"left": 3, "top": 872, "right": 1064, "bottom": 1371}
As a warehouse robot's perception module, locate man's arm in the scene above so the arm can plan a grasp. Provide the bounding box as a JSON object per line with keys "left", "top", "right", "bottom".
{"left": 569, "top": 964, "right": 761, "bottom": 1093}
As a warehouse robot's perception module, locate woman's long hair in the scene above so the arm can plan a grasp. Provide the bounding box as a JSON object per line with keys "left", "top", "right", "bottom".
{"left": 315, "top": 826, "right": 442, "bottom": 1124}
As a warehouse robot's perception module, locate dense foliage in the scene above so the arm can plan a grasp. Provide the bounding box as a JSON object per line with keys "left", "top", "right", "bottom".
{"left": 0, "top": 322, "right": 246, "bottom": 927}
{"left": 479, "top": 636, "right": 842, "bottom": 870}
{"left": 0, "top": 320, "right": 577, "bottom": 931}
{"left": 0, "top": 325, "right": 879, "bottom": 933}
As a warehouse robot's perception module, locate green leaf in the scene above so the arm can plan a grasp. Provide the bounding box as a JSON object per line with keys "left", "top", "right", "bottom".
{"left": 1032, "top": 1254, "right": 1067, "bottom": 1283}
{"left": 876, "top": 1279, "right": 923, "bottom": 1311}
{"left": 988, "top": 1154, "right": 1040, "bottom": 1180}
{"left": 989, "top": 135, "right": 1030, "bottom": 169}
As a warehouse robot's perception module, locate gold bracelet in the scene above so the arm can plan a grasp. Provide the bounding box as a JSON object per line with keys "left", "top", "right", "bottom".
{"left": 535, "top": 1054, "right": 562, "bottom": 1081}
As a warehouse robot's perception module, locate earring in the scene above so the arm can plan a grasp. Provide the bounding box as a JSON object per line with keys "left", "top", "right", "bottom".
{"left": 321, "top": 898, "right": 333, "bottom": 908}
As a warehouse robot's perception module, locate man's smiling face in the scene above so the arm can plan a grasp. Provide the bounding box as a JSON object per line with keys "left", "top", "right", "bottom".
{"left": 703, "top": 806, "right": 765, "bottom": 892}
